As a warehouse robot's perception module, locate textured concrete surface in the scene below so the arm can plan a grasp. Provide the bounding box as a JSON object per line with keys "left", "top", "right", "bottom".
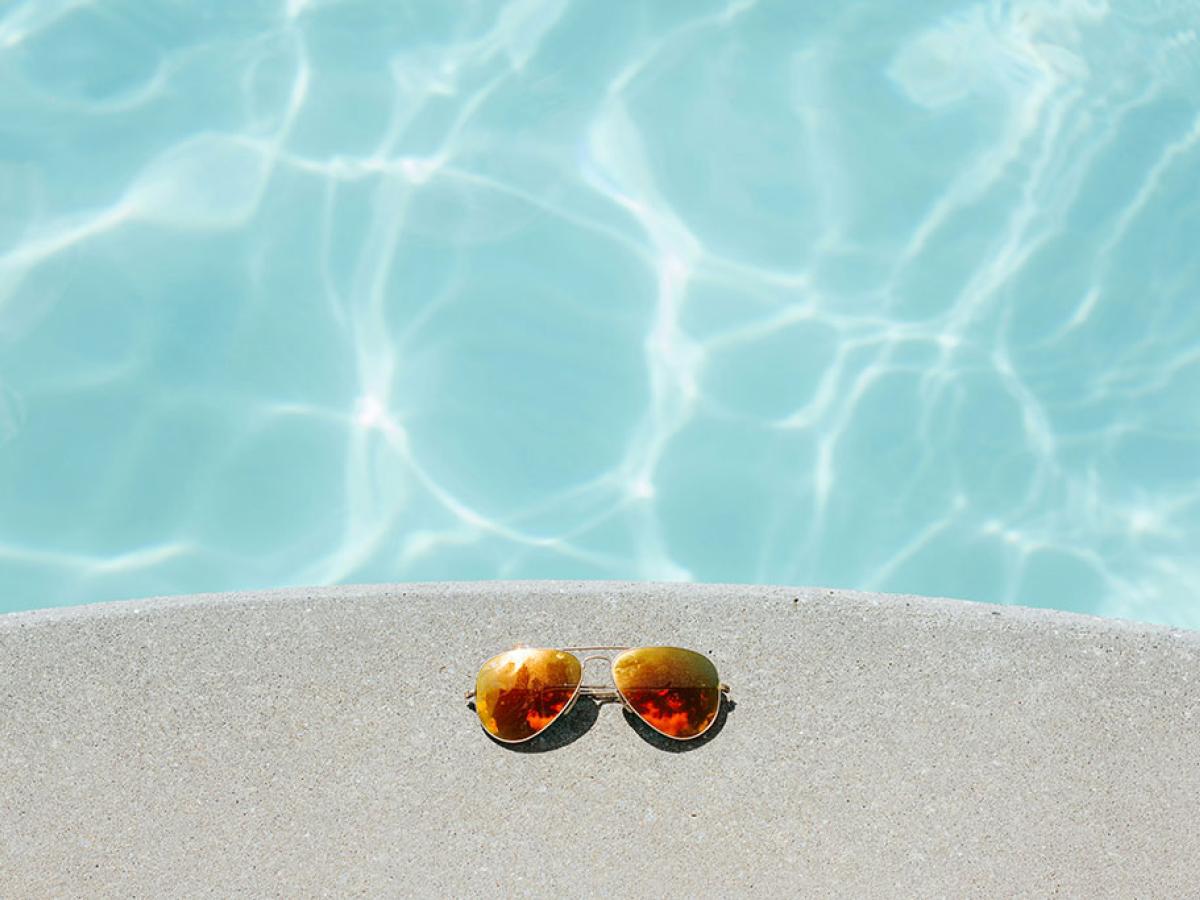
{"left": 1, "top": 582, "right": 1198, "bottom": 898}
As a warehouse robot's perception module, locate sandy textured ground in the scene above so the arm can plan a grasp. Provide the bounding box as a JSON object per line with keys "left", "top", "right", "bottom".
{"left": 2, "top": 582, "right": 1198, "bottom": 897}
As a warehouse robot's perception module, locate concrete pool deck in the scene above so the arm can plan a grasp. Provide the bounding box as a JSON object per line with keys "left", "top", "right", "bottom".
{"left": 1, "top": 581, "right": 1197, "bottom": 896}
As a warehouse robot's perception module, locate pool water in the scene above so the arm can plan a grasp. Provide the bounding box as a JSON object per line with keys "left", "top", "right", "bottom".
{"left": 2, "top": 1, "right": 1199, "bottom": 626}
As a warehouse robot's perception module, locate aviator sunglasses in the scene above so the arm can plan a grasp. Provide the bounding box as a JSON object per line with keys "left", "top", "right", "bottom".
{"left": 466, "top": 646, "right": 730, "bottom": 743}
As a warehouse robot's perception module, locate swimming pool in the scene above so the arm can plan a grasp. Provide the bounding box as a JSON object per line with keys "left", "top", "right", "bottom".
{"left": 1, "top": 0, "right": 1198, "bottom": 626}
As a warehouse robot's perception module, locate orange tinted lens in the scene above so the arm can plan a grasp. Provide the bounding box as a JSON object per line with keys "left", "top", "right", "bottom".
{"left": 475, "top": 649, "right": 582, "bottom": 742}
{"left": 612, "top": 647, "right": 720, "bottom": 739}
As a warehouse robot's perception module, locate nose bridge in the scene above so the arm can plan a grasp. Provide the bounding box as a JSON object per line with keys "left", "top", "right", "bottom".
{"left": 579, "top": 654, "right": 614, "bottom": 682}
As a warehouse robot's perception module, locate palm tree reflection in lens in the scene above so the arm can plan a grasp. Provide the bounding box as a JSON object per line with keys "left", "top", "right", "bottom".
{"left": 612, "top": 647, "right": 721, "bottom": 739}
{"left": 474, "top": 648, "right": 583, "bottom": 743}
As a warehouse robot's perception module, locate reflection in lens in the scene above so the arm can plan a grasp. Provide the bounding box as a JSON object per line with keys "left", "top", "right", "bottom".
{"left": 612, "top": 647, "right": 720, "bottom": 739}
{"left": 475, "top": 648, "right": 583, "bottom": 742}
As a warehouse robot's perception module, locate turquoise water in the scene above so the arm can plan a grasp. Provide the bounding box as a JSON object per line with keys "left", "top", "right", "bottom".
{"left": 1, "top": 1, "right": 1199, "bottom": 625}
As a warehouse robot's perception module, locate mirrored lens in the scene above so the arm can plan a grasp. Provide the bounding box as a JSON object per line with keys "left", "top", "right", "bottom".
{"left": 474, "top": 648, "right": 582, "bottom": 742}
{"left": 612, "top": 647, "right": 721, "bottom": 739}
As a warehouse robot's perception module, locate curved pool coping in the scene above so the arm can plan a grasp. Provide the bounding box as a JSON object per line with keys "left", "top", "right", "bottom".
{"left": 2, "top": 581, "right": 1198, "bottom": 896}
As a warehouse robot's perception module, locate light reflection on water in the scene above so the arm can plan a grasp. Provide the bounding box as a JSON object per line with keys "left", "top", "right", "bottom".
{"left": 1, "top": 0, "right": 1198, "bottom": 626}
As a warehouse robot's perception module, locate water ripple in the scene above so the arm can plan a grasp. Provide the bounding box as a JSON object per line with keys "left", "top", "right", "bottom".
{"left": 1, "top": 0, "right": 1198, "bottom": 627}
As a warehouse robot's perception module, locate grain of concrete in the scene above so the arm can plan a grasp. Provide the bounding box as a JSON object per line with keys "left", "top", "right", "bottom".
{"left": 1, "top": 582, "right": 1198, "bottom": 898}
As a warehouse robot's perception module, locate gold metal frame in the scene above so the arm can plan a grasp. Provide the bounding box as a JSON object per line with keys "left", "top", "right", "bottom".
{"left": 466, "top": 645, "right": 732, "bottom": 744}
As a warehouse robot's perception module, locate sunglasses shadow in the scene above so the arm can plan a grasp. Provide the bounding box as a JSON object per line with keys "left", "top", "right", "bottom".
{"left": 473, "top": 696, "right": 602, "bottom": 753}
{"left": 470, "top": 696, "right": 737, "bottom": 753}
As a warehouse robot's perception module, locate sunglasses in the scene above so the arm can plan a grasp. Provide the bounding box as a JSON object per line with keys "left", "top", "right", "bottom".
{"left": 466, "top": 645, "right": 730, "bottom": 743}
